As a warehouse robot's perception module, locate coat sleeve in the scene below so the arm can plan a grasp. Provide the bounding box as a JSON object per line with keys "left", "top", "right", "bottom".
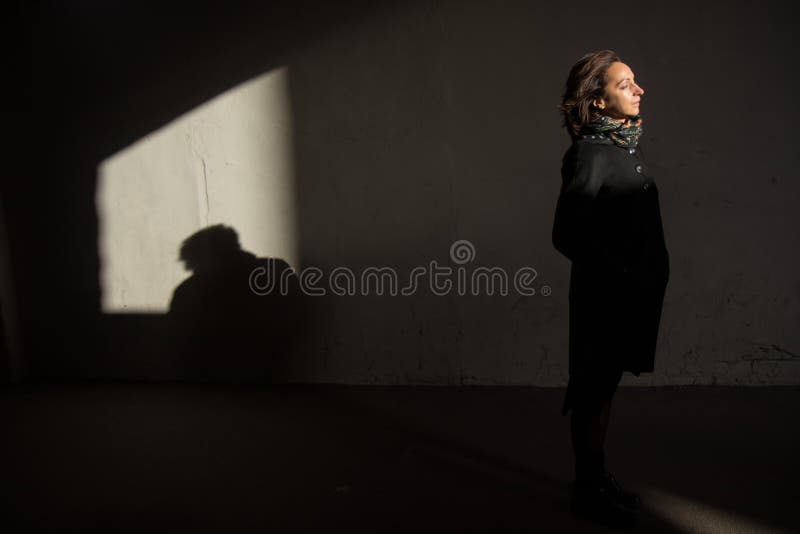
{"left": 552, "top": 144, "right": 628, "bottom": 274}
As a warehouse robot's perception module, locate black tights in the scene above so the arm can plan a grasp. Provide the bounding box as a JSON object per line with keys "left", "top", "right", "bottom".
{"left": 571, "top": 397, "right": 612, "bottom": 483}
{"left": 566, "top": 370, "right": 622, "bottom": 484}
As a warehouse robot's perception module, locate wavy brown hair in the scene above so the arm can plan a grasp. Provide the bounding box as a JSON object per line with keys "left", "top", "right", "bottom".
{"left": 559, "top": 50, "right": 621, "bottom": 141}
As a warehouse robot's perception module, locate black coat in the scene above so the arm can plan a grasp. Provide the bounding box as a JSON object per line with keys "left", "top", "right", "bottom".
{"left": 552, "top": 134, "right": 669, "bottom": 376}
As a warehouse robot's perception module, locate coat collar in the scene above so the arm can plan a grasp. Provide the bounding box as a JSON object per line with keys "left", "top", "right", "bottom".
{"left": 578, "top": 133, "right": 614, "bottom": 145}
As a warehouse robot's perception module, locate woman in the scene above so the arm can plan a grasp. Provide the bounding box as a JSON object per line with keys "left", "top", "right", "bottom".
{"left": 552, "top": 50, "right": 670, "bottom": 527}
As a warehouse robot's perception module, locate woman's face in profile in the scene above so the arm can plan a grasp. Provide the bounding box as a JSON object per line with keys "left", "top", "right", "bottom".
{"left": 595, "top": 61, "right": 644, "bottom": 119}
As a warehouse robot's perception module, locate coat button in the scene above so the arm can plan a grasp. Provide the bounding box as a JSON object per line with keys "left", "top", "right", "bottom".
{"left": 635, "top": 164, "right": 643, "bottom": 173}
{"left": 643, "top": 183, "right": 650, "bottom": 190}
{"left": 629, "top": 148, "right": 636, "bottom": 154}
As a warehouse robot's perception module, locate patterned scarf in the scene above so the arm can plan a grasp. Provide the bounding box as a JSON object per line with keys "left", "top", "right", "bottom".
{"left": 580, "top": 114, "right": 643, "bottom": 148}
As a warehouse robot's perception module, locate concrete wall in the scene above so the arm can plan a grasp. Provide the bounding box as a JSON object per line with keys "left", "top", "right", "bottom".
{"left": 97, "top": 68, "right": 297, "bottom": 313}
{"left": 5, "top": 0, "right": 799, "bottom": 385}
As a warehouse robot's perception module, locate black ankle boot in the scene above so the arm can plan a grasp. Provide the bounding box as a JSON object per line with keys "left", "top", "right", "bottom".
{"left": 570, "top": 478, "right": 638, "bottom": 529}
{"left": 599, "top": 471, "right": 642, "bottom": 512}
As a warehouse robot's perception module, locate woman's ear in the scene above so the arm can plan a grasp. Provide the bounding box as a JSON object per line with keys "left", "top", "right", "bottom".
{"left": 592, "top": 97, "right": 606, "bottom": 110}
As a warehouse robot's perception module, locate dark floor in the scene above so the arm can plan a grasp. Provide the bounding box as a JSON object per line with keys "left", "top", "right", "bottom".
{"left": 1, "top": 382, "right": 798, "bottom": 532}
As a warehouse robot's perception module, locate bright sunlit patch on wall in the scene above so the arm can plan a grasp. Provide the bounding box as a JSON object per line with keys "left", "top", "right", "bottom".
{"left": 97, "top": 67, "right": 297, "bottom": 313}
{"left": 640, "top": 486, "right": 792, "bottom": 533}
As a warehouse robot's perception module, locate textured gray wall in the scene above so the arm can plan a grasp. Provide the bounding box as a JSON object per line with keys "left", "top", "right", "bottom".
{"left": 285, "top": 0, "right": 800, "bottom": 385}
{"left": 5, "top": 0, "right": 799, "bottom": 385}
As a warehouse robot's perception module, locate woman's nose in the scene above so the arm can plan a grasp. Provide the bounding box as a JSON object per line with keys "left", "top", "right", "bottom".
{"left": 635, "top": 83, "right": 645, "bottom": 95}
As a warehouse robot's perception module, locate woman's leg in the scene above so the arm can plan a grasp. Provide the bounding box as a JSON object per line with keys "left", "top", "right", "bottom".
{"left": 569, "top": 369, "right": 621, "bottom": 485}
{"left": 570, "top": 396, "right": 612, "bottom": 484}
{"left": 568, "top": 368, "right": 641, "bottom": 526}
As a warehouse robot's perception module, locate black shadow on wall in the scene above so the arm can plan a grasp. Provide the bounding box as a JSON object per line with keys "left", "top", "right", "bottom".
{"left": 5, "top": 0, "right": 408, "bottom": 381}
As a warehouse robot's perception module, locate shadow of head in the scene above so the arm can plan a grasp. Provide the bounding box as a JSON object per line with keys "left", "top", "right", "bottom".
{"left": 178, "top": 224, "right": 256, "bottom": 274}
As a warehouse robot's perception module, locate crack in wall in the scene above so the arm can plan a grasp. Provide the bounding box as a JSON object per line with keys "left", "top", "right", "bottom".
{"left": 189, "top": 124, "right": 211, "bottom": 226}
{"left": 199, "top": 156, "right": 210, "bottom": 225}
{"left": 741, "top": 342, "right": 800, "bottom": 361}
